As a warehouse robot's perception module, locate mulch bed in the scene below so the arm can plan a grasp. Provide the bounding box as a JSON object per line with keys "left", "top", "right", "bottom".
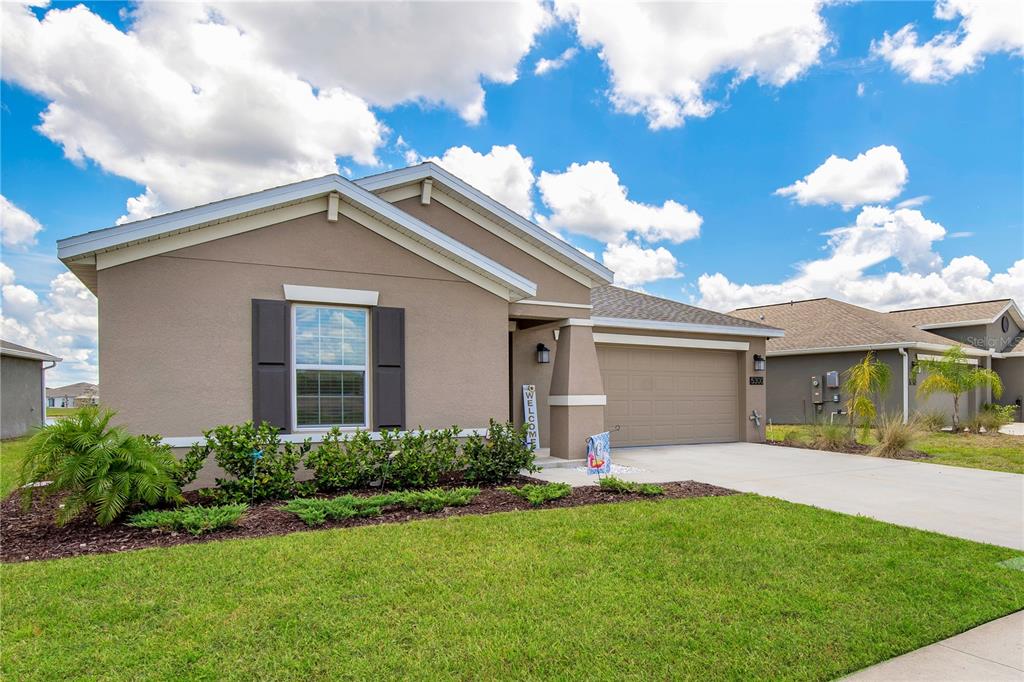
{"left": 766, "top": 440, "right": 933, "bottom": 461}
{"left": 1, "top": 478, "right": 736, "bottom": 564}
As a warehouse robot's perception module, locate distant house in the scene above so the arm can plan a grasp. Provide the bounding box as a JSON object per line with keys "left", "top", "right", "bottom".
{"left": 728, "top": 298, "right": 1001, "bottom": 425}
{"left": 46, "top": 382, "right": 99, "bottom": 408}
{"left": 1, "top": 340, "right": 61, "bottom": 439}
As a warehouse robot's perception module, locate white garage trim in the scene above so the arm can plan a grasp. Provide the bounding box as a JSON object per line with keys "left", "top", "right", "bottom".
{"left": 593, "top": 332, "right": 749, "bottom": 351}
{"left": 548, "top": 394, "right": 607, "bottom": 406}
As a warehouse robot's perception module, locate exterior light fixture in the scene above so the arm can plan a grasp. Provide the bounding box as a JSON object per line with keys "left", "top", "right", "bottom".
{"left": 753, "top": 354, "right": 766, "bottom": 372}
{"left": 536, "top": 343, "right": 551, "bottom": 364}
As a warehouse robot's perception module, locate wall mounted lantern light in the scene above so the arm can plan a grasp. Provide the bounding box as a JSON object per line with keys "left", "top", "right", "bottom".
{"left": 752, "top": 354, "right": 766, "bottom": 372}
{"left": 536, "top": 343, "right": 551, "bottom": 364}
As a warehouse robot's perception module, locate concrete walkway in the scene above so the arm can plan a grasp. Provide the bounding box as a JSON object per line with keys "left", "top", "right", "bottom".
{"left": 533, "top": 442, "right": 1024, "bottom": 549}
{"left": 845, "top": 610, "right": 1024, "bottom": 680}
{"left": 1001, "top": 422, "right": 1024, "bottom": 436}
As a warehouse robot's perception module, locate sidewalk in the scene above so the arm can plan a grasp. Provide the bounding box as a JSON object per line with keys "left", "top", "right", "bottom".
{"left": 845, "top": 610, "right": 1024, "bottom": 680}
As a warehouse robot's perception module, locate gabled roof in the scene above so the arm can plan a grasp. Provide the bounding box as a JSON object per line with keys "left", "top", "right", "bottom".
{"left": 887, "top": 299, "right": 1023, "bottom": 330}
{"left": 356, "top": 162, "right": 614, "bottom": 286}
{"left": 0, "top": 339, "right": 61, "bottom": 363}
{"left": 592, "top": 286, "right": 784, "bottom": 337}
{"left": 46, "top": 382, "right": 98, "bottom": 398}
{"left": 728, "top": 298, "right": 988, "bottom": 355}
{"left": 57, "top": 174, "right": 537, "bottom": 302}
{"left": 998, "top": 332, "right": 1024, "bottom": 357}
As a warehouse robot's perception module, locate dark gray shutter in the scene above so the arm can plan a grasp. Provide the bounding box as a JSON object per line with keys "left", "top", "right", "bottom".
{"left": 372, "top": 307, "right": 405, "bottom": 430}
{"left": 252, "top": 299, "right": 290, "bottom": 432}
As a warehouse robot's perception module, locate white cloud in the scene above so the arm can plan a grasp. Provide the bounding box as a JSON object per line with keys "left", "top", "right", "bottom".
{"left": 0, "top": 195, "right": 43, "bottom": 248}
{"left": 427, "top": 144, "right": 536, "bottom": 217}
{"left": 602, "top": 239, "right": 681, "bottom": 287}
{"left": 537, "top": 161, "right": 702, "bottom": 243}
{"left": 555, "top": 1, "right": 831, "bottom": 128}
{"left": 856, "top": 82, "right": 866, "bottom": 97}
{"left": 205, "top": 1, "right": 551, "bottom": 125}
{"left": 0, "top": 265, "right": 98, "bottom": 384}
{"left": 697, "top": 205, "right": 1023, "bottom": 312}
{"left": 775, "top": 145, "right": 909, "bottom": 210}
{"left": 535, "top": 47, "right": 578, "bottom": 76}
{"left": 872, "top": 0, "right": 1024, "bottom": 83}
{"left": 895, "top": 195, "right": 930, "bottom": 209}
{"left": 947, "top": 231, "right": 974, "bottom": 239}
{"left": 2, "top": 2, "right": 389, "bottom": 223}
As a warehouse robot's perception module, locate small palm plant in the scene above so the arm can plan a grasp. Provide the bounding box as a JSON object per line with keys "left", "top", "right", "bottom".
{"left": 18, "top": 407, "right": 183, "bottom": 525}
{"left": 844, "top": 351, "right": 892, "bottom": 439}
{"left": 913, "top": 346, "right": 1003, "bottom": 432}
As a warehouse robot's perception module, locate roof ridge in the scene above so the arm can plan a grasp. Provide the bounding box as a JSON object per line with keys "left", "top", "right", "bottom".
{"left": 888, "top": 298, "right": 1010, "bottom": 313}
{"left": 730, "top": 297, "right": 829, "bottom": 311}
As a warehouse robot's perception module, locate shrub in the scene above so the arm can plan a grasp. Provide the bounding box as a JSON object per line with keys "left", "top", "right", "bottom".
{"left": 501, "top": 482, "right": 572, "bottom": 507}
{"left": 281, "top": 487, "right": 480, "bottom": 526}
{"left": 139, "top": 434, "right": 207, "bottom": 489}
{"left": 306, "top": 428, "right": 378, "bottom": 491}
{"left": 872, "top": 414, "right": 919, "bottom": 457}
{"left": 810, "top": 423, "right": 853, "bottom": 451}
{"left": 18, "top": 407, "right": 182, "bottom": 526}
{"left": 127, "top": 504, "right": 247, "bottom": 536}
{"left": 975, "top": 403, "right": 1017, "bottom": 433}
{"left": 385, "top": 426, "right": 462, "bottom": 489}
{"left": 915, "top": 410, "right": 947, "bottom": 432}
{"left": 462, "top": 420, "right": 538, "bottom": 484}
{"left": 598, "top": 477, "right": 664, "bottom": 496}
{"left": 190, "top": 421, "right": 310, "bottom": 503}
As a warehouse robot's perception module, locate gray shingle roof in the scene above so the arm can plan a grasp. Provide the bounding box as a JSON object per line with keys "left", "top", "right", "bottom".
{"left": 1002, "top": 332, "right": 1024, "bottom": 355}
{"left": 728, "top": 298, "right": 961, "bottom": 353}
{"left": 45, "top": 382, "right": 99, "bottom": 399}
{"left": 591, "top": 286, "right": 780, "bottom": 331}
{"left": 887, "top": 299, "right": 1013, "bottom": 327}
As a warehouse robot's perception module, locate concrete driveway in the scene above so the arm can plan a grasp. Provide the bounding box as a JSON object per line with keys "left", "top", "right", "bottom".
{"left": 533, "top": 442, "right": 1024, "bottom": 549}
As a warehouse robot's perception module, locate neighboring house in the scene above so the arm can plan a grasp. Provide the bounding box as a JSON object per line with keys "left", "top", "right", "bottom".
{"left": 1, "top": 340, "right": 61, "bottom": 439}
{"left": 46, "top": 382, "right": 100, "bottom": 408}
{"left": 56, "top": 163, "right": 782, "bottom": 458}
{"left": 728, "top": 298, "right": 996, "bottom": 425}
{"left": 887, "top": 299, "right": 1024, "bottom": 420}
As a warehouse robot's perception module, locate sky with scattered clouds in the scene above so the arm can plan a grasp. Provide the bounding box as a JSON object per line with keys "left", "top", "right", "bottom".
{"left": 2, "top": 0, "right": 1022, "bottom": 384}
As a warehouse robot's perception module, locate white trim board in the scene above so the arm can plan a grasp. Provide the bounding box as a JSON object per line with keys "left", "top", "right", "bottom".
{"left": 916, "top": 353, "right": 979, "bottom": 365}
{"left": 591, "top": 316, "right": 785, "bottom": 338}
{"left": 161, "top": 427, "right": 489, "bottom": 449}
{"left": 516, "top": 299, "right": 593, "bottom": 309}
{"left": 0, "top": 346, "right": 62, "bottom": 362}
{"left": 283, "top": 285, "right": 379, "bottom": 306}
{"left": 768, "top": 342, "right": 992, "bottom": 357}
{"left": 594, "top": 333, "right": 749, "bottom": 351}
{"left": 548, "top": 395, "right": 607, "bottom": 406}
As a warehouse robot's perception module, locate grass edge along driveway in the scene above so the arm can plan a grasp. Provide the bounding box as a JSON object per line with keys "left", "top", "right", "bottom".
{"left": 5, "top": 495, "right": 1024, "bottom": 681}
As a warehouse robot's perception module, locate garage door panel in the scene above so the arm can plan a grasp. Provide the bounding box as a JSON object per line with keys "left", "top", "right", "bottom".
{"left": 598, "top": 344, "right": 739, "bottom": 447}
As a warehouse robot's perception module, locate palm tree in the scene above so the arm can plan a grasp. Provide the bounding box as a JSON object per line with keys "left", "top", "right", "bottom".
{"left": 844, "top": 351, "right": 892, "bottom": 437}
{"left": 913, "top": 346, "right": 1002, "bottom": 431}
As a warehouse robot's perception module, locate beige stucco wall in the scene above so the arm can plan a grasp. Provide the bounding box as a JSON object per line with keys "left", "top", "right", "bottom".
{"left": 98, "top": 210, "right": 509, "bottom": 437}
{"left": 394, "top": 197, "right": 592, "bottom": 305}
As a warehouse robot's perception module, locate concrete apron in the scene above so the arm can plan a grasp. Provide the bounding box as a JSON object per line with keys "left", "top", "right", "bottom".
{"left": 531, "top": 441, "right": 1024, "bottom": 550}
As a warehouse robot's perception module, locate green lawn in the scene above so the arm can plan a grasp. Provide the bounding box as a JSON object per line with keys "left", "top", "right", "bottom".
{"left": 4, "top": 495, "right": 1023, "bottom": 680}
{"left": 767, "top": 424, "right": 1024, "bottom": 474}
{"left": 45, "top": 407, "right": 77, "bottom": 417}
{"left": 0, "top": 436, "right": 29, "bottom": 497}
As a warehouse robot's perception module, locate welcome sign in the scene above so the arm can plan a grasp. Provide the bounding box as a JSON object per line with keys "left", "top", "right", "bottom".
{"left": 522, "top": 384, "right": 540, "bottom": 451}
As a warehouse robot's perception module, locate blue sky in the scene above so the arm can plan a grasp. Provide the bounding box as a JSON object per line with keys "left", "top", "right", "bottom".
{"left": 1, "top": 1, "right": 1022, "bottom": 383}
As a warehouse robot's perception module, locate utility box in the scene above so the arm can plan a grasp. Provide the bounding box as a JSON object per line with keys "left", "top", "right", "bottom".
{"left": 810, "top": 375, "right": 823, "bottom": 404}
{"left": 826, "top": 371, "right": 840, "bottom": 389}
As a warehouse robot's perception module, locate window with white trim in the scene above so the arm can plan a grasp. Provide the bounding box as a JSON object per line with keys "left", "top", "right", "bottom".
{"left": 293, "top": 305, "right": 368, "bottom": 428}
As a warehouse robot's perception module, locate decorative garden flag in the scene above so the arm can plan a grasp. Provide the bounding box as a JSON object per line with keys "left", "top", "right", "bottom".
{"left": 522, "top": 384, "right": 539, "bottom": 451}
{"left": 586, "top": 432, "right": 611, "bottom": 475}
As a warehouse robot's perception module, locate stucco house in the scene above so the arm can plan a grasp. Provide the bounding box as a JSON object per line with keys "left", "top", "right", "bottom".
{"left": 56, "top": 163, "right": 782, "bottom": 458}
{"left": 728, "top": 298, "right": 1005, "bottom": 425}
{"left": 1, "top": 340, "right": 61, "bottom": 439}
{"left": 46, "top": 382, "right": 100, "bottom": 408}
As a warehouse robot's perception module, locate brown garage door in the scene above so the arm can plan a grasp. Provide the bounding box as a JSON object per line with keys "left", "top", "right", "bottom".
{"left": 598, "top": 344, "right": 739, "bottom": 447}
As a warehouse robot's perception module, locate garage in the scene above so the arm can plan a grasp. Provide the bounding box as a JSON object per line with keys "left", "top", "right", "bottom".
{"left": 598, "top": 344, "right": 740, "bottom": 447}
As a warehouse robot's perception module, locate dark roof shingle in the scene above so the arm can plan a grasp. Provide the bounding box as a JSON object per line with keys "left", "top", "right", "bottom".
{"left": 887, "top": 299, "right": 1013, "bottom": 327}
{"left": 591, "top": 286, "right": 780, "bottom": 331}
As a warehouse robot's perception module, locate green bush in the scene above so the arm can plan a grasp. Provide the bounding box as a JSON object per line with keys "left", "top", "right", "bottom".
{"left": 598, "top": 477, "right": 664, "bottom": 496}
{"left": 810, "top": 423, "right": 854, "bottom": 451}
{"left": 462, "top": 420, "right": 538, "bottom": 484}
{"left": 139, "top": 434, "right": 207, "bottom": 489}
{"left": 281, "top": 487, "right": 480, "bottom": 526}
{"left": 975, "top": 403, "right": 1017, "bottom": 433}
{"left": 305, "top": 428, "right": 378, "bottom": 491}
{"left": 127, "top": 504, "right": 247, "bottom": 536}
{"left": 872, "top": 414, "right": 919, "bottom": 457}
{"left": 915, "top": 410, "right": 948, "bottom": 432}
{"left": 384, "top": 426, "right": 462, "bottom": 489}
{"left": 190, "top": 421, "right": 310, "bottom": 503}
{"left": 18, "top": 407, "right": 182, "bottom": 526}
{"left": 501, "top": 482, "right": 572, "bottom": 507}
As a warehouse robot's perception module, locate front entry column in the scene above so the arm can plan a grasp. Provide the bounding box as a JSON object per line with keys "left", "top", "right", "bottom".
{"left": 548, "top": 320, "right": 606, "bottom": 459}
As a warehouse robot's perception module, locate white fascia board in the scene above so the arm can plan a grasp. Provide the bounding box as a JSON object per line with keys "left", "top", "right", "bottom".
{"left": 916, "top": 353, "right": 979, "bottom": 365}
{"left": 283, "top": 285, "right": 379, "bottom": 306}
{"left": 356, "top": 163, "right": 615, "bottom": 285}
{"left": 548, "top": 395, "right": 607, "bottom": 406}
{"left": 517, "top": 299, "right": 593, "bottom": 309}
{"left": 769, "top": 342, "right": 992, "bottom": 357}
{"left": 591, "top": 316, "right": 785, "bottom": 338}
{"left": 162, "top": 427, "right": 488, "bottom": 448}
{"left": 0, "top": 347, "right": 62, "bottom": 362}
{"left": 993, "top": 352, "right": 1024, "bottom": 359}
{"left": 594, "top": 332, "right": 749, "bottom": 352}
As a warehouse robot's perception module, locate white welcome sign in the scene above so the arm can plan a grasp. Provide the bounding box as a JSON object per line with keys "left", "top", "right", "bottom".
{"left": 522, "top": 384, "right": 540, "bottom": 451}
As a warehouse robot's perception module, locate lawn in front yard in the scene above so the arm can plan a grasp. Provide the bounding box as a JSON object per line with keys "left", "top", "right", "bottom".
{"left": 767, "top": 423, "right": 1024, "bottom": 474}
{"left": 0, "top": 437, "right": 29, "bottom": 497}
{"left": 4, "top": 495, "right": 1023, "bottom": 680}
{"left": 45, "top": 407, "right": 77, "bottom": 417}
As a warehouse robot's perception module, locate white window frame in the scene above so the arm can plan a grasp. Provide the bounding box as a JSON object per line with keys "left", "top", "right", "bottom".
{"left": 291, "top": 303, "right": 370, "bottom": 432}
